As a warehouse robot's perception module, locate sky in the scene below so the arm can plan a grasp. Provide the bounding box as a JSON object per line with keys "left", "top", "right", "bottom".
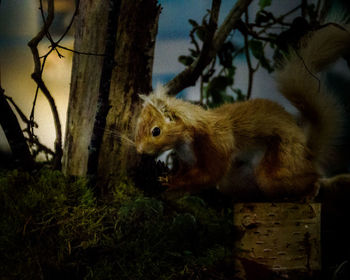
{"left": 0, "top": 0, "right": 348, "bottom": 154}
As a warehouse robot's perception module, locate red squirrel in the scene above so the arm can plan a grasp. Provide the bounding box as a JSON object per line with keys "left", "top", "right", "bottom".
{"left": 135, "top": 24, "right": 350, "bottom": 200}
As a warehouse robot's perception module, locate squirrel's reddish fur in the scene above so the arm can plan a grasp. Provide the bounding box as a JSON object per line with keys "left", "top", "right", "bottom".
{"left": 135, "top": 24, "right": 350, "bottom": 200}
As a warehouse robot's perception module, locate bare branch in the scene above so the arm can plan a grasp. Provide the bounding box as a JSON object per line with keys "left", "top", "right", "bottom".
{"left": 56, "top": 44, "right": 106, "bottom": 57}
{"left": 0, "top": 77, "right": 34, "bottom": 168}
{"left": 25, "top": 137, "right": 55, "bottom": 158}
{"left": 28, "top": 0, "right": 54, "bottom": 73}
{"left": 208, "top": 0, "right": 221, "bottom": 37}
{"left": 198, "top": 0, "right": 221, "bottom": 104}
{"left": 2, "top": 70, "right": 53, "bottom": 162}
{"left": 243, "top": 13, "right": 253, "bottom": 99}
{"left": 318, "top": 0, "right": 332, "bottom": 21}
{"left": 28, "top": 0, "right": 63, "bottom": 169}
{"left": 301, "top": 0, "right": 308, "bottom": 18}
{"left": 38, "top": 0, "right": 105, "bottom": 59}
{"left": 249, "top": 4, "right": 301, "bottom": 29}
{"left": 56, "top": 0, "right": 80, "bottom": 45}
{"left": 4, "top": 95, "right": 33, "bottom": 126}
{"left": 165, "top": 0, "right": 253, "bottom": 96}
{"left": 237, "top": 19, "right": 274, "bottom": 43}
{"left": 316, "top": 0, "right": 322, "bottom": 17}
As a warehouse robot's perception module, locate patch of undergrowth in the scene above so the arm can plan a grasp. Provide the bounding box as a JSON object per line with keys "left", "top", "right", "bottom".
{"left": 0, "top": 168, "right": 236, "bottom": 280}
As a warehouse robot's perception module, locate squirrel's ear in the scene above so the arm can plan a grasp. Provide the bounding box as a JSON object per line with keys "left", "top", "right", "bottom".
{"left": 154, "top": 84, "right": 168, "bottom": 98}
{"left": 138, "top": 94, "right": 151, "bottom": 106}
{"left": 138, "top": 94, "right": 148, "bottom": 102}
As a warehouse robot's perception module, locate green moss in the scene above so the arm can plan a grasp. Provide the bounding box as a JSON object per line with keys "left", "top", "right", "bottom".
{"left": 112, "top": 177, "right": 142, "bottom": 206}
{"left": 0, "top": 168, "right": 236, "bottom": 280}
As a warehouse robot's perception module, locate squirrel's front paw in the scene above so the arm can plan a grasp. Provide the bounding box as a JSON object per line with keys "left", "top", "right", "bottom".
{"left": 158, "top": 176, "right": 180, "bottom": 190}
{"left": 158, "top": 176, "right": 170, "bottom": 186}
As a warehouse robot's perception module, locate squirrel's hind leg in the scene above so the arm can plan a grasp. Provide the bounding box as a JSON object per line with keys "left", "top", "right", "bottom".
{"left": 254, "top": 140, "right": 319, "bottom": 200}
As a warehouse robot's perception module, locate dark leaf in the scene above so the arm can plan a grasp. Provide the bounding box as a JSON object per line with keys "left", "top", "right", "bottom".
{"left": 275, "top": 17, "right": 310, "bottom": 52}
{"left": 208, "top": 76, "right": 231, "bottom": 91}
{"left": 178, "top": 55, "right": 194, "bottom": 66}
{"left": 255, "top": 10, "right": 274, "bottom": 25}
{"left": 188, "top": 19, "right": 199, "bottom": 27}
{"left": 218, "top": 42, "right": 235, "bottom": 68}
{"left": 259, "top": 0, "right": 272, "bottom": 9}
{"left": 202, "top": 69, "right": 215, "bottom": 83}
{"left": 233, "top": 88, "right": 245, "bottom": 101}
{"left": 227, "top": 66, "right": 236, "bottom": 80}
{"left": 223, "top": 94, "right": 235, "bottom": 104}
{"left": 206, "top": 76, "right": 234, "bottom": 107}
{"left": 259, "top": 57, "right": 273, "bottom": 73}
{"left": 249, "top": 40, "right": 273, "bottom": 73}
{"left": 249, "top": 39, "right": 264, "bottom": 59}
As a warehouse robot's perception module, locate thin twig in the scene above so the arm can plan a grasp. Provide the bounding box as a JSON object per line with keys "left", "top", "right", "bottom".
{"left": 57, "top": 44, "right": 106, "bottom": 56}
{"left": 249, "top": 4, "right": 301, "bottom": 29}
{"left": 4, "top": 95, "right": 36, "bottom": 127}
{"left": 28, "top": 0, "right": 63, "bottom": 169}
{"left": 301, "top": 0, "right": 308, "bottom": 18}
{"left": 38, "top": 0, "right": 104, "bottom": 59}
{"left": 25, "top": 136, "right": 55, "bottom": 157}
{"left": 28, "top": 0, "right": 54, "bottom": 74}
{"left": 40, "top": 43, "right": 106, "bottom": 58}
{"left": 195, "top": 0, "right": 221, "bottom": 103}
{"left": 189, "top": 29, "right": 200, "bottom": 55}
{"left": 56, "top": 0, "right": 80, "bottom": 44}
{"left": 243, "top": 12, "right": 254, "bottom": 99}
{"left": 237, "top": 19, "right": 274, "bottom": 43}
{"left": 316, "top": 0, "right": 322, "bottom": 18}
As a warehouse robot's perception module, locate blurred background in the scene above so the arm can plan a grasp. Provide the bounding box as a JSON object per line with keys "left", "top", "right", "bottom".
{"left": 0, "top": 0, "right": 348, "bottom": 155}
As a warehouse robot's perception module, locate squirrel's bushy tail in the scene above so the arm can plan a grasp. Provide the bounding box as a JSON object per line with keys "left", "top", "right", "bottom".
{"left": 275, "top": 24, "right": 350, "bottom": 173}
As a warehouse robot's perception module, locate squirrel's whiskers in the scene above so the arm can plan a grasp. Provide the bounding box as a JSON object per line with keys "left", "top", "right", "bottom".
{"left": 95, "top": 126, "right": 135, "bottom": 147}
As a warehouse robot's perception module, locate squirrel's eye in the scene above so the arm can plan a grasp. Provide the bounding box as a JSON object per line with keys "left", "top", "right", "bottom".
{"left": 152, "top": 127, "right": 161, "bottom": 137}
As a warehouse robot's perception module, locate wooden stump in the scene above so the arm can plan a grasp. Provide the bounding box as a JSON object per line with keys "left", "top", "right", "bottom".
{"left": 233, "top": 203, "right": 321, "bottom": 280}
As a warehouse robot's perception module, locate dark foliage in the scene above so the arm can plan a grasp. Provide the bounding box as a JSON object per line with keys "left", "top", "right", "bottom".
{"left": 0, "top": 169, "right": 238, "bottom": 280}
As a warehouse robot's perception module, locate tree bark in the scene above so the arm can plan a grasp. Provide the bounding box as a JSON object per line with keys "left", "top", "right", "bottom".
{"left": 63, "top": 0, "right": 112, "bottom": 176}
{"left": 63, "top": 0, "right": 160, "bottom": 192}
{"left": 86, "top": 0, "right": 121, "bottom": 179}
{"left": 96, "top": 0, "right": 160, "bottom": 192}
{"left": 233, "top": 203, "right": 321, "bottom": 280}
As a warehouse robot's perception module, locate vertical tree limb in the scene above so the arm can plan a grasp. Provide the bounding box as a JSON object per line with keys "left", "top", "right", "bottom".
{"left": 28, "top": 0, "right": 63, "bottom": 169}
{"left": 243, "top": 12, "right": 254, "bottom": 100}
{"left": 199, "top": 0, "right": 221, "bottom": 104}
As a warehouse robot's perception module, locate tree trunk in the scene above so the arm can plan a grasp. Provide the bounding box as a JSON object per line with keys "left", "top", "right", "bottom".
{"left": 63, "top": 0, "right": 160, "bottom": 193}
{"left": 63, "top": 0, "right": 110, "bottom": 176}
{"left": 96, "top": 0, "right": 160, "bottom": 193}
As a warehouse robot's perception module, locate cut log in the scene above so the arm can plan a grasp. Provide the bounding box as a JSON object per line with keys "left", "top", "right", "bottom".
{"left": 233, "top": 202, "right": 321, "bottom": 280}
